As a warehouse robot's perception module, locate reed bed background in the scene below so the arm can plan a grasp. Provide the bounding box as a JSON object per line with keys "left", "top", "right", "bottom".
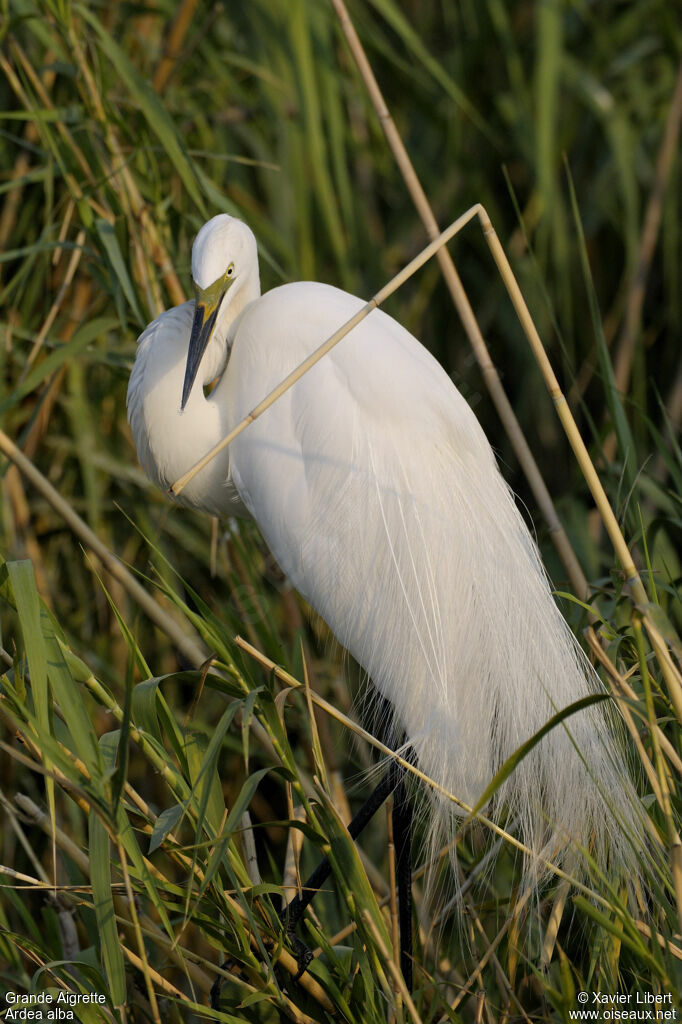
{"left": 0, "top": 1, "right": 681, "bottom": 1020}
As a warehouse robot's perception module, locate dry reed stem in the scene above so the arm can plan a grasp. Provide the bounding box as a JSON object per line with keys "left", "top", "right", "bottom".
{"left": 13, "top": 793, "right": 90, "bottom": 875}
{"left": 634, "top": 921, "right": 682, "bottom": 963}
{"left": 0, "top": 45, "right": 55, "bottom": 263}
{"left": 320, "top": 837, "right": 460, "bottom": 954}
{"left": 67, "top": 24, "right": 185, "bottom": 307}
{"left": 361, "top": 910, "right": 424, "bottom": 1024}
{"left": 8, "top": 42, "right": 96, "bottom": 189}
{"left": 456, "top": 873, "right": 532, "bottom": 1024}
{"left": 0, "top": 428, "right": 207, "bottom": 668}
{"left": 13, "top": 790, "right": 211, "bottom": 993}
{"left": 640, "top": 619, "right": 682, "bottom": 723}
{"left": 11, "top": 735, "right": 331, "bottom": 1011}
{"left": 329, "top": 0, "right": 589, "bottom": 600}
{"left": 12, "top": 686, "right": 255, "bottom": 923}
{"left": 118, "top": 841, "right": 161, "bottom": 1022}
{"left": 386, "top": 803, "right": 403, "bottom": 1022}
{"left": 120, "top": 946, "right": 187, "bottom": 1001}
{"left": 541, "top": 877, "right": 570, "bottom": 965}
{"left": 6, "top": 718, "right": 173, "bottom": 887}
{"left": 23, "top": 278, "right": 92, "bottom": 460}
{"left": 153, "top": 0, "right": 201, "bottom": 92}
{"left": 281, "top": 806, "right": 306, "bottom": 907}
{"left": 475, "top": 211, "right": 643, "bottom": 597}
{"left": 234, "top": 636, "right": 609, "bottom": 903}
{"left": 56, "top": 676, "right": 336, "bottom": 1010}
{"left": 585, "top": 645, "right": 667, "bottom": 833}
{"left": 5, "top": 680, "right": 255, "bottom": 991}
{"left": 0, "top": 148, "right": 31, "bottom": 258}
{"left": 475, "top": 210, "right": 682, "bottom": 721}
{"left": 387, "top": 804, "right": 400, "bottom": 966}
{"left": 0, "top": 865, "right": 58, "bottom": 888}
{"left": 449, "top": 886, "right": 531, "bottom": 1014}
{"left": 54, "top": 198, "right": 76, "bottom": 265}
{"left": 586, "top": 627, "right": 682, "bottom": 776}
{"left": 302, "top": 644, "right": 329, "bottom": 793}
{"left": 168, "top": 200, "right": 639, "bottom": 614}
{"left": 1, "top": 791, "right": 51, "bottom": 885}
{"left": 4, "top": 466, "right": 52, "bottom": 605}
{"left": 21, "top": 229, "right": 87, "bottom": 376}
{"left": 240, "top": 810, "right": 261, "bottom": 886}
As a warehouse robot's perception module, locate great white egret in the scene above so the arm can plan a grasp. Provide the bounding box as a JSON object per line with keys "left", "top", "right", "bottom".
{"left": 127, "top": 213, "right": 643, "bottom": 986}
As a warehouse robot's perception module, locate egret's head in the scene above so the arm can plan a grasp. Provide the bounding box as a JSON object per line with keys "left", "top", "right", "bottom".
{"left": 182, "top": 215, "right": 258, "bottom": 409}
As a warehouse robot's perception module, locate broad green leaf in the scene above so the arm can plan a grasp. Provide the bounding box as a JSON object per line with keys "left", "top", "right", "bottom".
{"left": 149, "top": 804, "right": 183, "bottom": 854}
{"left": 45, "top": 633, "right": 103, "bottom": 776}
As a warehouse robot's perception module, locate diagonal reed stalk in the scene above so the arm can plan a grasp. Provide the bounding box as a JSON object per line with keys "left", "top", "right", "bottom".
{"left": 0, "top": 429, "right": 207, "bottom": 668}
{"left": 328, "top": 0, "right": 589, "bottom": 600}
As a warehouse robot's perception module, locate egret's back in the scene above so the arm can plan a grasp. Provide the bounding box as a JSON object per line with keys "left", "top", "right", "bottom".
{"left": 217, "top": 281, "right": 642, "bottom": 887}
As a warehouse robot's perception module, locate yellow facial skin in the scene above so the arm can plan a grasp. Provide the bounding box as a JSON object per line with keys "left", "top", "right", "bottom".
{"left": 181, "top": 263, "right": 235, "bottom": 409}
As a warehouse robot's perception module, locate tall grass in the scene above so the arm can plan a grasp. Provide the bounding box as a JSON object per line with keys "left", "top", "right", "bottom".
{"left": 1, "top": 0, "right": 680, "bottom": 1019}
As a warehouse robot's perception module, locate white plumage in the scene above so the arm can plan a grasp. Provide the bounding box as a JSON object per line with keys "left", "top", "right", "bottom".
{"left": 127, "top": 213, "right": 642, "bottom": 893}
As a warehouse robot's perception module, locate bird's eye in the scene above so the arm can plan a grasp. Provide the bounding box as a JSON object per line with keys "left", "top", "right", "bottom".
{"left": 227, "top": 264, "right": 235, "bottom": 277}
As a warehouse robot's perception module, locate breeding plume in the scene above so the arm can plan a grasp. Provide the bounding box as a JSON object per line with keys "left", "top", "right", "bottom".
{"left": 128, "top": 214, "right": 641, "bottom": 973}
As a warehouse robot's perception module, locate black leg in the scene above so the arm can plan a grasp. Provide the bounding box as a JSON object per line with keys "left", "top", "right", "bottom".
{"left": 213, "top": 759, "right": 414, "bottom": 1008}
{"left": 392, "top": 771, "right": 413, "bottom": 991}
{"left": 282, "top": 750, "right": 415, "bottom": 990}
{"left": 283, "top": 756, "right": 406, "bottom": 935}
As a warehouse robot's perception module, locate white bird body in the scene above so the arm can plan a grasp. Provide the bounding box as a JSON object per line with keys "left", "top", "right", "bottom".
{"left": 128, "top": 215, "right": 642, "bottom": 886}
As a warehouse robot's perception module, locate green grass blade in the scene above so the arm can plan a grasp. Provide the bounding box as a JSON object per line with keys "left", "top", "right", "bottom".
{"left": 76, "top": 5, "right": 205, "bottom": 215}
{"left": 88, "top": 811, "right": 127, "bottom": 1007}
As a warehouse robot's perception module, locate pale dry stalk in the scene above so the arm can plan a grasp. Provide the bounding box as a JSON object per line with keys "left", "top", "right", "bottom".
{"left": 153, "top": 0, "right": 201, "bottom": 92}
{"left": 0, "top": 429, "right": 207, "bottom": 667}
{"left": 362, "top": 910, "right": 424, "bottom": 1024}
{"left": 448, "top": 887, "right": 531, "bottom": 1015}
{"left": 66, "top": 25, "right": 185, "bottom": 308}
{"left": 22, "top": 229, "right": 87, "bottom": 375}
{"left": 329, "top": 0, "right": 589, "bottom": 599}
{"left": 234, "top": 636, "right": 609, "bottom": 902}
{"left": 586, "top": 627, "right": 682, "bottom": 777}
{"left": 117, "top": 841, "right": 161, "bottom": 1023}
{"left": 281, "top": 806, "right": 306, "bottom": 907}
